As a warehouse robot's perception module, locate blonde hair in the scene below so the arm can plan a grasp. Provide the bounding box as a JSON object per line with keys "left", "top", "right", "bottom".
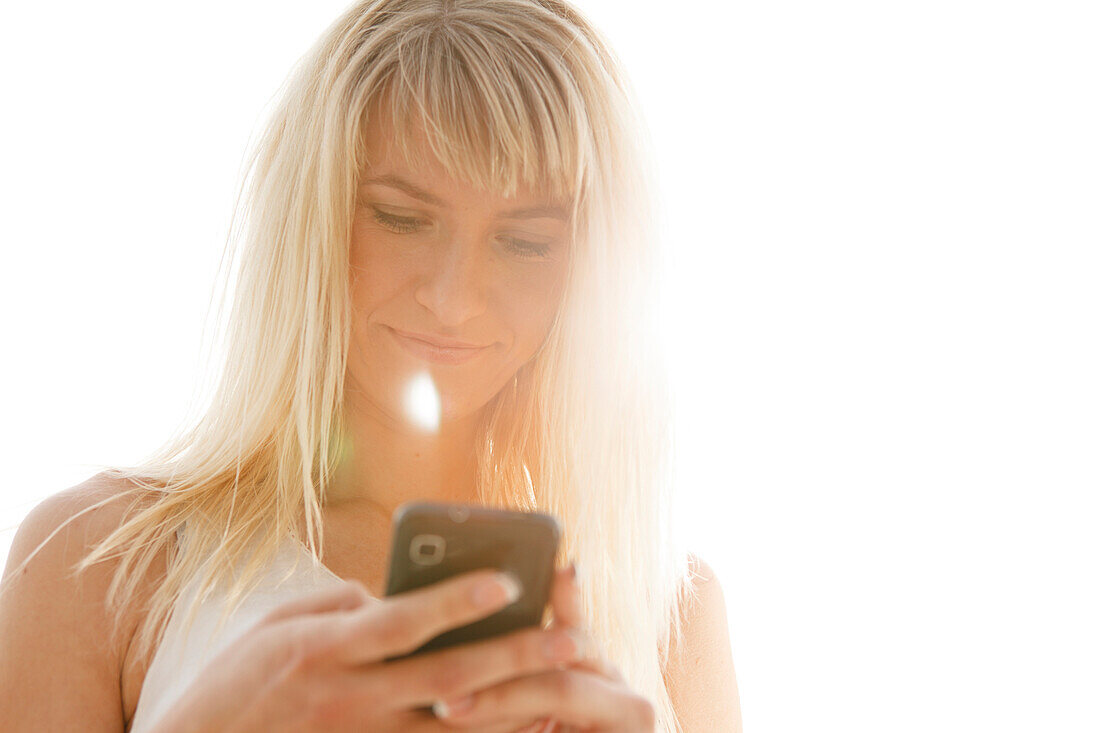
{"left": 6, "top": 1, "right": 694, "bottom": 729}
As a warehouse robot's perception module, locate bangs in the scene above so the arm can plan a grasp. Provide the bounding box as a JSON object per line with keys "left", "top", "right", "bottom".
{"left": 367, "top": 16, "right": 584, "bottom": 204}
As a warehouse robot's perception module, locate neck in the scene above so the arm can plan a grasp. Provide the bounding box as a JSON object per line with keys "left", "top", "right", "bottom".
{"left": 324, "top": 395, "right": 487, "bottom": 520}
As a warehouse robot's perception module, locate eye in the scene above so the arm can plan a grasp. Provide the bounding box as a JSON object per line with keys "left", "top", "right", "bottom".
{"left": 371, "top": 207, "right": 426, "bottom": 234}
{"left": 500, "top": 236, "right": 553, "bottom": 260}
{"left": 370, "top": 205, "right": 554, "bottom": 260}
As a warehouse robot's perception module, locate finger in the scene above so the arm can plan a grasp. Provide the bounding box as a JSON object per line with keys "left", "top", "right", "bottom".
{"left": 379, "top": 625, "right": 587, "bottom": 709}
{"left": 542, "top": 626, "right": 623, "bottom": 684}
{"left": 547, "top": 562, "right": 583, "bottom": 630}
{"left": 258, "top": 579, "right": 374, "bottom": 625}
{"left": 507, "top": 717, "right": 555, "bottom": 733}
{"left": 431, "top": 668, "right": 654, "bottom": 731}
{"left": 332, "top": 568, "right": 522, "bottom": 664}
{"left": 432, "top": 716, "right": 549, "bottom": 733}
{"left": 404, "top": 707, "right": 531, "bottom": 733}
{"left": 539, "top": 617, "right": 624, "bottom": 685}
{"left": 561, "top": 652, "right": 625, "bottom": 684}
{"left": 541, "top": 567, "right": 620, "bottom": 686}
{"left": 400, "top": 702, "right": 544, "bottom": 733}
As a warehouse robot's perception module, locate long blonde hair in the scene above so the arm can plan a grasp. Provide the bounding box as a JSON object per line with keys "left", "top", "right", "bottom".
{"left": 6, "top": 1, "right": 694, "bottom": 729}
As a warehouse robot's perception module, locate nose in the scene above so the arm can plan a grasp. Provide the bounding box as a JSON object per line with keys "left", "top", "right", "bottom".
{"left": 414, "top": 236, "right": 490, "bottom": 327}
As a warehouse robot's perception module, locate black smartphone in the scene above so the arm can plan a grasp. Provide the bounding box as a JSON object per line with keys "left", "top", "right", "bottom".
{"left": 383, "top": 501, "right": 561, "bottom": 661}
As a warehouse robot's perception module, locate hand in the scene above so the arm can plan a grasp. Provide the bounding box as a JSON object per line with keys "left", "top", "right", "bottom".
{"left": 433, "top": 563, "right": 657, "bottom": 733}
{"left": 154, "top": 568, "right": 590, "bottom": 733}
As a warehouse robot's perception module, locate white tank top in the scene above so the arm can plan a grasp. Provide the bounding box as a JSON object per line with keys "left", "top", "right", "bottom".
{"left": 127, "top": 525, "right": 355, "bottom": 733}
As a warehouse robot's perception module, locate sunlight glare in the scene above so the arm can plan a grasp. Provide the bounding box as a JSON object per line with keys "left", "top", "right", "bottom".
{"left": 403, "top": 371, "right": 441, "bottom": 432}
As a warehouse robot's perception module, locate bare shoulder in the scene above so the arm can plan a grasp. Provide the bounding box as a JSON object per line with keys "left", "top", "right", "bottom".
{"left": 664, "top": 552, "right": 743, "bottom": 733}
{"left": 0, "top": 472, "right": 165, "bottom": 732}
{"left": 2, "top": 472, "right": 160, "bottom": 593}
{"left": 14, "top": 472, "right": 155, "bottom": 540}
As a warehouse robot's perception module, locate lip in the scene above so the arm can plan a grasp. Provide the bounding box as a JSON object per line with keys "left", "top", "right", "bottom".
{"left": 389, "top": 327, "right": 492, "bottom": 365}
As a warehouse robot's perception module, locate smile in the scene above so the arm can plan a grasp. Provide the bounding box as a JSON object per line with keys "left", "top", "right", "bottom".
{"left": 388, "top": 327, "right": 492, "bottom": 365}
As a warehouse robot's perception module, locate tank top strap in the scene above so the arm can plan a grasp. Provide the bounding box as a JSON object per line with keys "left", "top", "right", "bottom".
{"left": 128, "top": 522, "right": 346, "bottom": 733}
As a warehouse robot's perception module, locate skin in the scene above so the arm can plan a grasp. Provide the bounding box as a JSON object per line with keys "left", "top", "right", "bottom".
{"left": 328, "top": 111, "right": 620, "bottom": 730}
{"left": 0, "top": 483, "right": 627, "bottom": 733}
{"left": 0, "top": 108, "right": 741, "bottom": 732}
{"left": 318, "top": 105, "right": 570, "bottom": 535}
{"left": 313, "top": 110, "right": 742, "bottom": 730}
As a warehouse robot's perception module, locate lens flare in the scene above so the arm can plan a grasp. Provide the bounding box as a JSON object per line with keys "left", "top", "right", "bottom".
{"left": 403, "top": 371, "right": 441, "bottom": 432}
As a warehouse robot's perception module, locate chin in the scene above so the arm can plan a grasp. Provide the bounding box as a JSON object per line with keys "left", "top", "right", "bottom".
{"left": 436, "top": 392, "right": 494, "bottom": 423}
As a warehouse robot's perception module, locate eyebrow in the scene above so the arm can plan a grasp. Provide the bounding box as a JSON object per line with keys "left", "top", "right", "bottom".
{"left": 361, "top": 174, "right": 570, "bottom": 221}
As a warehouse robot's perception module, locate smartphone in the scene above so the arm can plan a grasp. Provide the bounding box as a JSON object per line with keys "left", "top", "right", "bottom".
{"left": 383, "top": 501, "right": 561, "bottom": 661}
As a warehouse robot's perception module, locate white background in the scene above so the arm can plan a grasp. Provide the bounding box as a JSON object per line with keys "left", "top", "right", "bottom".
{"left": 1, "top": 1, "right": 1097, "bottom": 731}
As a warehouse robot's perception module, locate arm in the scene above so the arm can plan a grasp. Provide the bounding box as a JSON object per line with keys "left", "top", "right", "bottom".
{"left": 663, "top": 554, "right": 743, "bottom": 733}
{"left": 0, "top": 480, "right": 145, "bottom": 732}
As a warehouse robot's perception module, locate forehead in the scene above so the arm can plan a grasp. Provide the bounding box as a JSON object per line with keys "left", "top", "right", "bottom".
{"left": 357, "top": 97, "right": 568, "bottom": 206}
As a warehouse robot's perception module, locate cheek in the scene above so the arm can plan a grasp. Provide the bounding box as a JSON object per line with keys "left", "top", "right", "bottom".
{"left": 349, "top": 229, "right": 411, "bottom": 310}
{"left": 499, "top": 267, "right": 567, "bottom": 350}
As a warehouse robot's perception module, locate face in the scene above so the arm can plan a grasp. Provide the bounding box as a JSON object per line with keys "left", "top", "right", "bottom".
{"left": 345, "top": 116, "right": 571, "bottom": 429}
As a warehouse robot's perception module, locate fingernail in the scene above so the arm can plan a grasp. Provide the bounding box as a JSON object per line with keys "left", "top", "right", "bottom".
{"left": 433, "top": 693, "right": 474, "bottom": 718}
{"left": 497, "top": 571, "right": 523, "bottom": 603}
{"left": 472, "top": 571, "right": 522, "bottom": 608}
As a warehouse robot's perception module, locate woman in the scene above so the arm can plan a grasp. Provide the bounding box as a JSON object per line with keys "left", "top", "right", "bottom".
{"left": 0, "top": 0, "right": 741, "bottom": 731}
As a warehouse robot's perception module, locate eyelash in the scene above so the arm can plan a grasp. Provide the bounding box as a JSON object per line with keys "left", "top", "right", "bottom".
{"left": 370, "top": 208, "right": 552, "bottom": 259}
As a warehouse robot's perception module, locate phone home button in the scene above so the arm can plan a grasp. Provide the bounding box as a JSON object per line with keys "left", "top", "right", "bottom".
{"left": 409, "top": 534, "right": 446, "bottom": 565}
